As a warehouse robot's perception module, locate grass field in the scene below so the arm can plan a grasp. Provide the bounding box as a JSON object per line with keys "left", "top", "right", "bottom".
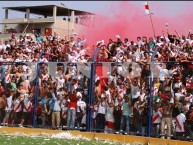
{"left": 0, "top": 135, "right": 126, "bottom": 145}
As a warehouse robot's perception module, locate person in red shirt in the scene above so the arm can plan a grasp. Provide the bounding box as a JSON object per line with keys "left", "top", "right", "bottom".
{"left": 67, "top": 89, "right": 78, "bottom": 129}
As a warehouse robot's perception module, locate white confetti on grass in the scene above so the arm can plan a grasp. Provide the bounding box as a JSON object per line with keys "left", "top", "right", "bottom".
{"left": 51, "top": 132, "right": 90, "bottom": 141}
{"left": 0, "top": 132, "right": 143, "bottom": 145}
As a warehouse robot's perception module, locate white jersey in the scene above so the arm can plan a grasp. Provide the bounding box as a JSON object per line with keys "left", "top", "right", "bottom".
{"left": 5, "top": 74, "right": 12, "bottom": 84}
{"left": 13, "top": 99, "right": 22, "bottom": 112}
{"left": 77, "top": 100, "right": 86, "bottom": 113}
{"left": 23, "top": 94, "right": 32, "bottom": 112}
{"left": 61, "top": 107, "right": 68, "bottom": 118}
{"left": 152, "top": 109, "right": 162, "bottom": 124}
{"left": 5, "top": 96, "right": 13, "bottom": 111}
{"left": 79, "top": 49, "right": 86, "bottom": 56}
{"left": 93, "top": 104, "right": 98, "bottom": 119}
{"left": 60, "top": 99, "right": 68, "bottom": 118}
{"left": 106, "top": 106, "right": 114, "bottom": 122}
{"left": 98, "top": 101, "right": 106, "bottom": 114}
{"left": 56, "top": 78, "right": 65, "bottom": 90}
{"left": 175, "top": 113, "right": 186, "bottom": 132}
{"left": 68, "top": 55, "right": 77, "bottom": 63}
{"left": 117, "top": 87, "right": 126, "bottom": 98}
{"left": 174, "top": 82, "right": 182, "bottom": 89}
{"left": 42, "top": 74, "right": 49, "bottom": 81}
{"left": 39, "top": 58, "right": 48, "bottom": 63}
{"left": 105, "top": 89, "right": 111, "bottom": 103}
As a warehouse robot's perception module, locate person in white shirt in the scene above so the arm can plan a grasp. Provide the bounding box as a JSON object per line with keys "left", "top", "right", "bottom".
{"left": 173, "top": 78, "right": 183, "bottom": 90}
{"left": 152, "top": 103, "right": 162, "bottom": 137}
{"left": 60, "top": 95, "right": 69, "bottom": 129}
{"left": 96, "top": 93, "right": 107, "bottom": 132}
{"left": 18, "top": 93, "right": 32, "bottom": 127}
{"left": 55, "top": 75, "right": 65, "bottom": 91}
{"left": 2, "top": 41, "right": 10, "bottom": 53}
{"left": 75, "top": 92, "right": 86, "bottom": 129}
{"left": 11, "top": 95, "right": 23, "bottom": 125}
{"left": 105, "top": 101, "right": 115, "bottom": 133}
{"left": 2, "top": 91, "right": 14, "bottom": 125}
{"left": 68, "top": 52, "right": 77, "bottom": 63}
{"left": 175, "top": 112, "right": 186, "bottom": 139}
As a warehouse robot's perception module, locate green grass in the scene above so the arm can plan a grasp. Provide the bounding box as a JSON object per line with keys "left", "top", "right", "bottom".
{"left": 0, "top": 135, "right": 124, "bottom": 145}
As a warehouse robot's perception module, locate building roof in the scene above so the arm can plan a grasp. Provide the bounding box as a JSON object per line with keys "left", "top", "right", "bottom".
{"left": 3, "top": 5, "right": 95, "bottom": 16}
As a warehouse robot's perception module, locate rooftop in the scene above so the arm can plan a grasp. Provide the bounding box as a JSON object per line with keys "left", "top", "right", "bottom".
{"left": 3, "top": 5, "right": 95, "bottom": 16}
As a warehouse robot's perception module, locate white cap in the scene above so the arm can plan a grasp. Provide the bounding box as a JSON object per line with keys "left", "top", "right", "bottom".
{"left": 116, "top": 35, "right": 120, "bottom": 39}
{"left": 101, "top": 93, "right": 105, "bottom": 98}
{"left": 116, "top": 47, "right": 120, "bottom": 52}
{"left": 96, "top": 40, "right": 104, "bottom": 46}
{"left": 96, "top": 41, "right": 101, "bottom": 46}
{"left": 76, "top": 47, "right": 80, "bottom": 51}
{"left": 72, "top": 32, "right": 78, "bottom": 36}
{"left": 156, "top": 99, "right": 160, "bottom": 103}
{"left": 101, "top": 40, "right": 104, "bottom": 45}
{"left": 106, "top": 72, "right": 111, "bottom": 75}
{"left": 26, "top": 34, "right": 29, "bottom": 36}
{"left": 76, "top": 92, "right": 82, "bottom": 98}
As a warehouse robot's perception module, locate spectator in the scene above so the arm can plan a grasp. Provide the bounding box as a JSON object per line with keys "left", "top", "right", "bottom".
{"left": 0, "top": 29, "right": 193, "bottom": 141}
{"left": 160, "top": 94, "right": 174, "bottom": 139}
{"left": 51, "top": 93, "right": 61, "bottom": 130}
{"left": 67, "top": 90, "right": 78, "bottom": 129}
{"left": 96, "top": 92, "right": 107, "bottom": 132}
{"left": 119, "top": 95, "right": 132, "bottom": 135}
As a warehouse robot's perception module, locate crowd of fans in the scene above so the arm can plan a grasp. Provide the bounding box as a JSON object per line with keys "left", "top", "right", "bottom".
{"left": 0, "top": 29, "right": 192, "bottom": 140}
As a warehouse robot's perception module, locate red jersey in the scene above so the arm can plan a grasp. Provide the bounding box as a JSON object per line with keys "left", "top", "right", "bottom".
{"left": 68, "top": 94, "right": 78, "bottom": 109}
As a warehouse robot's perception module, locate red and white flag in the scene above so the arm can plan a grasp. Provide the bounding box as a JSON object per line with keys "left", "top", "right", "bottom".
{"left": 144, "top": 2, "right": 150, "bottom": 14}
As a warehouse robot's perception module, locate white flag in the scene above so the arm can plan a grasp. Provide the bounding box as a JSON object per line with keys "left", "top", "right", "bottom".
{"left": 144, "top": 2, "right": 150, "bottom": 14}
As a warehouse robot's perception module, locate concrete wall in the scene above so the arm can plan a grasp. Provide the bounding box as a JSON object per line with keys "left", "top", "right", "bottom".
{"left": 1, "top": 18, "right": 91, "bottom": 40}
{"left": 24, "top": 23, "right": 54, "bottom": 35}
{"left": 2, "top": 23, "right": 54, "bottom": 35}
{"left": 2, "top": 18, "right": 54, "bottom": 24}
{"left": 54, "top": 19, "right": 87, "bottom": 40}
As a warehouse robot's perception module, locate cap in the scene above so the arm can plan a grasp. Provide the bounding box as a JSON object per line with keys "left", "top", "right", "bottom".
{"left": 26, "top": 34, "right": 29, "bottom": 37}
{"left": 156, "top": 99, "right": 160, "bottom": 103}
{"left": 116, "top": 35, "right": 120, "bottom": 39}
{"left": 72, "top": 32, "right": 78, "bottom": 36}
{"left": 101, "top": 93, "right": 105, "bottom": 98}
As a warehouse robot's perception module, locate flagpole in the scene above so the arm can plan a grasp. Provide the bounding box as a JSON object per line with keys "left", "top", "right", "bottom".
{"left": 147, "top": 2, "right": 156, "bottom": 38}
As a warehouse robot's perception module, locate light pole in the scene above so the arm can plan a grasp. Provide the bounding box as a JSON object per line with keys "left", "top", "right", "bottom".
{"left": 61, "top": 3, "right": 70, "bottom": 41}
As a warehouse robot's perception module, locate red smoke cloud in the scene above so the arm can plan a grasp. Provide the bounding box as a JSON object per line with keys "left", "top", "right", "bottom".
{"left": 79, "top": 1, "right": 193, "bottom": 53}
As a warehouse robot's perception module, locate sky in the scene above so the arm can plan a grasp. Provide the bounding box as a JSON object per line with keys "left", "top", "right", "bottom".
{"left": 0, "top": 1, "right": 191, "bottom": 18}
{"left": 0, "top": 1, "right": 193, "bottom": 44}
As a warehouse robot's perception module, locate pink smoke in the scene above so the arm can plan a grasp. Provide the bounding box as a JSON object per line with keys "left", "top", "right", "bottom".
{"left": 79, "top": 1, "right": 193, "bottom": 53}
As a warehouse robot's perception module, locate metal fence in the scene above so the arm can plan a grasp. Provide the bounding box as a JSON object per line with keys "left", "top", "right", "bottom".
{"left": 0, "top": 61, "right": 192, "bottom": 141}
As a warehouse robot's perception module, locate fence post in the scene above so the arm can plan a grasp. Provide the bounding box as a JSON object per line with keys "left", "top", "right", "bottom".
{"left": 147, "top": 70, "right": 153, "bottom": 137}
{"left": 147, "top": 47, "right": 158, "bottom": 137}
{"left": 86, "top": 62, "right": 95, "bottom": 132}
{"left": 32, "top": 63, "right": 39, "bottom": 128}
{"left": 86, "top": 48, "right": 99, "bottom": 132}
